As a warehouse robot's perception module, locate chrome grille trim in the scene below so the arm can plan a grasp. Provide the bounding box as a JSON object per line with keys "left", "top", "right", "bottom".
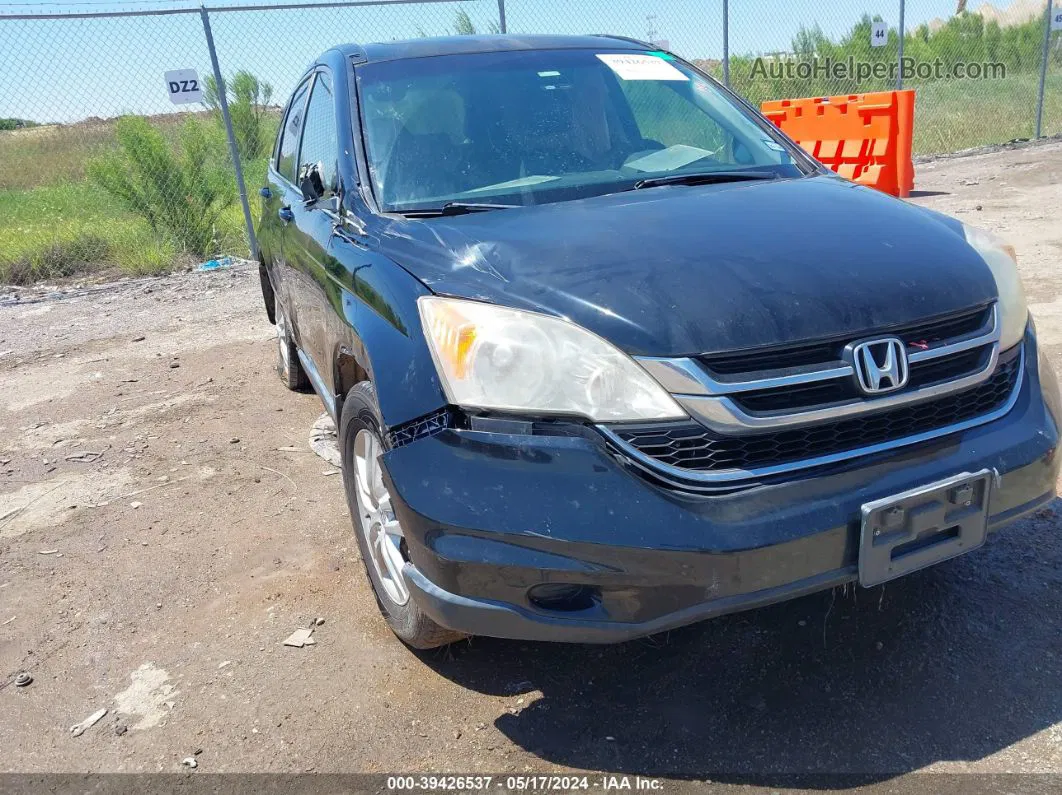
{"left": 636, "top": 304, "right": 998, "bottom": 398}
{"left": 636, "top": 304, "right": 999, "bottom": 433}
{"left": 638, "top": 356, "right": 855, "bottom": 396}
{"left": 601, "top": 344, "right": 1025, "bottom": 487}
{"left": 680, "top": 344, "right": 999, "bottom": 433}
{"left": 907, "top": 314, "right": 998, "bottom": 363}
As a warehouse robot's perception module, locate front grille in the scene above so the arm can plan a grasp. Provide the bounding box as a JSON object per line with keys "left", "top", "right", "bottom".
{"left": 700, "top": 304, "right": 992, "bottom": 376}
{"left": 735, "top": 345, "right": 992, "bottom": 414}
{"left": 612, "top": 345, "right": 1021, "bottom": 475}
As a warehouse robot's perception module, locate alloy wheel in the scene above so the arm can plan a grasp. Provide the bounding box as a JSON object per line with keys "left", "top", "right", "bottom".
{"left": 276, "top": 304, "right": 291, "bottom": 372}
{"left": 352, "top": 428, "right": 409, "bottom": 605}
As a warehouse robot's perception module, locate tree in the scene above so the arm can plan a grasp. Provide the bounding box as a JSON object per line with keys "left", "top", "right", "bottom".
{"left": 88, "top": 116, "right": 235, "bottom": 256}
{"left": 791, "top": 24, "right": 829, "bottom": 58}
{"left": 451, "top": 10, "right": 501, "bottom": 35}
{"left": 203, "top": 70, "right": 275, "bottom": 161}
{"left": 452, "top": 9, "right": 476, "bottom": 35}
{"left": 0, "top": 118, "right": 37, "bottom": 131}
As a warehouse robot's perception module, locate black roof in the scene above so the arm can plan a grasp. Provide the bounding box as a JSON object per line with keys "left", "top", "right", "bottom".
{"left": 334, "top": 34, "right": 651, "bottom": 64}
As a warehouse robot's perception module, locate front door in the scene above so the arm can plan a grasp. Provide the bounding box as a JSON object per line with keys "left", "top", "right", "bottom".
{"left": 285, "top": 69, "right": 344, "bottom": 407}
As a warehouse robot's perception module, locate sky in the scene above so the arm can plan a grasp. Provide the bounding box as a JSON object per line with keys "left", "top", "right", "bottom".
{"left": 0, "top": 0, "right": 1012, "bottom": 122}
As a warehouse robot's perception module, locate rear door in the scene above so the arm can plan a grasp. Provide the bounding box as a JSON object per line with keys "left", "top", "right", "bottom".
{"left": 262, "top": 77, "right": 312, "bottom": 316}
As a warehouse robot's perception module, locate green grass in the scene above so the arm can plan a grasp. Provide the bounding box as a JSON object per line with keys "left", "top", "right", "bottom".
{"left": 0, "top": 181, "right": 250, "bottom": 285}
{"left": 1035, "top": 71, "right": 1062, "bottom": 140}
{"left": 0, "top": 114, "right": 199, "bottom": 192}
{"left": 0, "top": 111, "right": 267, "bottom": 284}
{"left": 909, "top": 72, "right": 1062, "bottom": 154}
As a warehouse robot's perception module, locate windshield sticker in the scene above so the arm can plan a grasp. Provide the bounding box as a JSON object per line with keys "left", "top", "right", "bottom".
{"left": 625, "top": 144, "right": 720, "bottom": 172}
{"left": 467, "top": 175, "right": 560, "bottom": 193}
{"left": 596, "top": 53, "right": 688, "bottom": 81}
{"left": 762, "top": 139, "right": 786, "bottom": 152}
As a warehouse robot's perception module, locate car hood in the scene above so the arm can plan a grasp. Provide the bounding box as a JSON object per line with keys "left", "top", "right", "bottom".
{"left": 373, "top": 175, "right": 997, "bottom": 356}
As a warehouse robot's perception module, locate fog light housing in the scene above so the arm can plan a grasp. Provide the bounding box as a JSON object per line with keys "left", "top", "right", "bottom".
{"left": 527, "top": 583, "right": 600, "bottom": 612}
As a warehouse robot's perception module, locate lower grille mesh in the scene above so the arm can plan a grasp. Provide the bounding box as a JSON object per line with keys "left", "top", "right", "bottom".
{"left": 613, "top": 347, "right": 1021, "bottom": 474}
{"left": 387, "top": 408, "right": 452, "bottom": 448}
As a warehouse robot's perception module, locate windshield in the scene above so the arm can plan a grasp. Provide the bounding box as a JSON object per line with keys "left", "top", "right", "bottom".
{"left": 356, "top": 48, "right": 809, "bottom": 214}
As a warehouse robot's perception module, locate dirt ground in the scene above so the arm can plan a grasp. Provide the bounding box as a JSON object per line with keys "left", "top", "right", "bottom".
{"left": 2, "top": 140, "right": 1062, "bottom": 785}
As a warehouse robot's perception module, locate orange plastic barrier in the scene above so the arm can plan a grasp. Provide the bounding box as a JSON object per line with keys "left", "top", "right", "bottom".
{"left": 761, "top": 89, "right": 915, "bottom": 198}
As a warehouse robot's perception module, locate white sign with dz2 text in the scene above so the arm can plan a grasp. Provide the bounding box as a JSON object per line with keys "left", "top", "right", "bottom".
{"left": 165, "top": 69, "right": 203, "bottom": 105}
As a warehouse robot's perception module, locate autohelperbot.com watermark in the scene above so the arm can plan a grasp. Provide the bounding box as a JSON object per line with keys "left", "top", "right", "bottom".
{"left": 750, "top": 56, "right": 1007, "bottom": 82}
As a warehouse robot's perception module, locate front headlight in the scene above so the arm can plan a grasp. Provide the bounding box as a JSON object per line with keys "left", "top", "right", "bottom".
{"left": 418, "top": 296, "right": 686, "bottom": 422}
{"left": 962, "top": 223, "right": 1028, "bottom": 350}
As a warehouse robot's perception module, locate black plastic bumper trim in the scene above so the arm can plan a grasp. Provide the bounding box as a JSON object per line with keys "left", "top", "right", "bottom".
{"left": 403, "top": 489, "right": 1054, "bottom": 644}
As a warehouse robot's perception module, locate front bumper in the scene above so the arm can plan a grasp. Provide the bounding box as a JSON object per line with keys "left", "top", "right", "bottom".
{"left": 381, "top": 332, "right": 1060, "bottom": 644}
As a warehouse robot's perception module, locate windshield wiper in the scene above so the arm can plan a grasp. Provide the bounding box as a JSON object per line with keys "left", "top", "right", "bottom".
{"left": 633, "top": 171, "right": 779, "bottom": 190}
{"left": 399, "top": 202, "right": 519, "bottom": 218}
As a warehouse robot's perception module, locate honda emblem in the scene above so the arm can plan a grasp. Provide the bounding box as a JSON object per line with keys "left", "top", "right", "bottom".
{"left": 848, "top": 337, "right": 909, "bottom": 395}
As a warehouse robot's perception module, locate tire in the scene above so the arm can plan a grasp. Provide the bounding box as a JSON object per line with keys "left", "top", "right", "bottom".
{"left": 275, "top": 299, "right": 307, "bottom": 391}
{"left": 340, "top": 381, "right": 466, "bottom": 649}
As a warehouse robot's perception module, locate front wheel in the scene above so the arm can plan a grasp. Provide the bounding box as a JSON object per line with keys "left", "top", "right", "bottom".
{"left": 340, "top": 382, "right": 466, "bottom": 649}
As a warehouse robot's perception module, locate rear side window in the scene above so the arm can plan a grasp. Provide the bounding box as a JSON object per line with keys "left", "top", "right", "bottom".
{"left": 297, "top": 72, "right": 339, "bottom": 194}
{"left": 277, "top": 79, "right": 311, "bottom": 182}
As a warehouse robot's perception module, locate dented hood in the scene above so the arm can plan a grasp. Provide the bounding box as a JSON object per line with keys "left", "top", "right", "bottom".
{"left": 374, "top": 174, "right": 997, "bottom": 356}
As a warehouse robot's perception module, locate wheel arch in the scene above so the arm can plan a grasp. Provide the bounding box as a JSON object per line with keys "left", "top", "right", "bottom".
{"left": 333, "top": 346, "right": 370, "bottom": 423}
{"left": 326, "top": 290, "right": 449, "bottom": 430}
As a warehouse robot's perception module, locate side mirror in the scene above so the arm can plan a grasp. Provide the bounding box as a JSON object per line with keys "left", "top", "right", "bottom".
{"left": 298, "top": 162, "right": 326, "bottom": 204}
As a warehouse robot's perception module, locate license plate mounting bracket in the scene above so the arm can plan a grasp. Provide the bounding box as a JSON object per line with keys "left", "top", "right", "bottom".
{"left": 859, "top": 469, "right": 993, "bottom": 587}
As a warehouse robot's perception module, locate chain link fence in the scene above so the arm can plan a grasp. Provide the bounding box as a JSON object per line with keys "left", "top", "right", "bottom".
{"left": 0, "top": 0, "right": 1059, "bottom": 285}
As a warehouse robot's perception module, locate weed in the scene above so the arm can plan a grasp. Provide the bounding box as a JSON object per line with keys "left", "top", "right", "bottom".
{"left": 87, "top": 115, "right": 236, "bottom": 257}
{"left": 0, "top": 233, "right": 110, "bottom": 285}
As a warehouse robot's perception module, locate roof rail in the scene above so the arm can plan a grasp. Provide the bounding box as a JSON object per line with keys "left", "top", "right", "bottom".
{"left": 329, "top": 42, "right": 367, "bottom": 64}
{"left": 590, "top": 34, "right": 656, "bottom": 49}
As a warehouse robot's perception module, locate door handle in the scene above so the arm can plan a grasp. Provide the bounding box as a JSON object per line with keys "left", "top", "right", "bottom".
{"left": 278, "top": 206, "right": 294, "bottom": 223}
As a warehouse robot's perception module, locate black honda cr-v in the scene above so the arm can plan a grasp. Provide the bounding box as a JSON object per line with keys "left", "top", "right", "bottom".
{"left": 257, "top": 34, "right": 1059, "bottom": 648}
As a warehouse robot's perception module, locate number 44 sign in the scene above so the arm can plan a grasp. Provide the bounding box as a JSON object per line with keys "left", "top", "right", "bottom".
{"left": 870, "top": 20, "right": 889, "bottom": 47}
{"left": 165, "top": 69, "right": 203, "bottom": 105}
